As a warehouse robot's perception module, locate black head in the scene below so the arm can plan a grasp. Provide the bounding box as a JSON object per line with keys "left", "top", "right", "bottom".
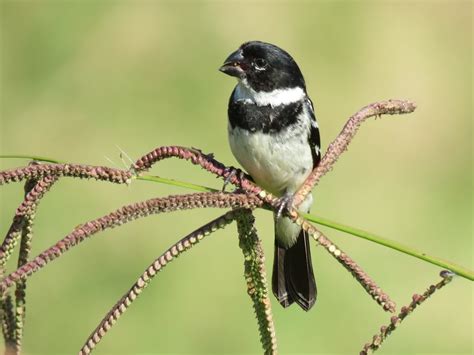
{"left": 219, "top": 41, "right": 306, "bottom": 92}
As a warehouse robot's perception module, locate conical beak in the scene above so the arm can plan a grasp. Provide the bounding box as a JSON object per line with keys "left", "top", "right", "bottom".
{"left": 219, "top": 49, "right": 245, "bottom": 78}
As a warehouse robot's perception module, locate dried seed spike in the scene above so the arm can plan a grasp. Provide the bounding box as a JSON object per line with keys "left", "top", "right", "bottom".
{"left": 132, "top": 146, "right": 265, "bottom": 198}
{"left": 361, "top": 270, "right": 455, "bottom": 353}
{"left": 305, "top": 223, "right": 396, "bottom": 313}
{"left": 78, "top": 211, "right": 236, "bottom": 354}
{"left": 1, "top": 294, "right": 16, "bottom": 350}
{"left": 235, "top": 209, "right": 277, "bottom": 354}
{"left": 0, "top": 163, "right": 132, "bottom": 186}
{"left": 293, "top": 100, "right": 417, "bottom": 207}
{"left": 0, "top": 193, "right": 261, "bottom": 297}
{"left": 1, "top": 175, "right": 58, "bottom": 274}
{"left": 0, "top": 170, "right": 59, "bottom": 353}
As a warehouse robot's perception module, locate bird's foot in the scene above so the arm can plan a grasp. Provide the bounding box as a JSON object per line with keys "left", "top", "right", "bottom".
{"left": 222, "top": 166, "right": 246, "bottom": 192}
{"left": 275, "top": 193, "right": 295, "bottom": 218}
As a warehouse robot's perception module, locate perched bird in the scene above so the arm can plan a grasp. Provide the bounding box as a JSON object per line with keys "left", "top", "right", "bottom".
{"left": 219, "top": 41, "right": 320, "bottom": 311}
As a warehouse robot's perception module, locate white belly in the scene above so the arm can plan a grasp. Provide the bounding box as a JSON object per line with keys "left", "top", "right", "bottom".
{"left": 228, "top": 124, "right": 313, "bottom": 197}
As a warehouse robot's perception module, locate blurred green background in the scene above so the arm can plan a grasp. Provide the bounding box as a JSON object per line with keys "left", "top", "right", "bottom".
{"left": 0, "top": 1, "right": 472, "bottom": 354}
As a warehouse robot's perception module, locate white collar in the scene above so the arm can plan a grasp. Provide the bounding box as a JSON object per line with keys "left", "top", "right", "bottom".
{"left": 234, "top": 80, "right": 305, "bottom": 107}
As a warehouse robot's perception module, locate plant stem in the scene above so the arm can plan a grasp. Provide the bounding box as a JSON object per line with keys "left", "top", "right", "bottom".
{"left": 0, "top": 155, "right": 65, "bottom": 164}
{"left": 300, "top": 213, "right": 473, "bottom": 281}
{"left": 235, "top": 209, "right": 277, "bottom": 353}
{"left": 1, "top": 154, "right": 472, "bottom": 281}
{"left": 137, "top": 175, "right": 218, "bottom": 192}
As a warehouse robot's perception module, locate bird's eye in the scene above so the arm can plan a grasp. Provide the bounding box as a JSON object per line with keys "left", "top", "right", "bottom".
{"left": 253, "top": 58, "right": 268, "bottom": 71}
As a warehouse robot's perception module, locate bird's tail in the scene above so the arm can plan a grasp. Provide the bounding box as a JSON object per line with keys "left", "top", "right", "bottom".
{"left": 272, "top": 229, "right": 316, "bottom": 311}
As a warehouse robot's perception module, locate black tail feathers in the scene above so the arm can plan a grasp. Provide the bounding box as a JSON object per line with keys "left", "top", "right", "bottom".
{"left": 272, "top": 230, "right": 316, "bottom": 311}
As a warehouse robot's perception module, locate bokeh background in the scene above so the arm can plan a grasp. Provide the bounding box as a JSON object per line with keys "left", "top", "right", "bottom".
{"left": 0, "top": 1, "right": 472, "bottom": 354}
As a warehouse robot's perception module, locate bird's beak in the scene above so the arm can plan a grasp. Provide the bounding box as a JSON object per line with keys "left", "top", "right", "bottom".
{"left": 219, "top": 49, "right": 246, "bottom": 78}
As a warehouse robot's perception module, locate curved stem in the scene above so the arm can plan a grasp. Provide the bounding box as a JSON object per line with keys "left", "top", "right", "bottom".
{"left": 293, "top": 100, "right": 417, "bottom": 207}
{"left": 361, "top": 270, "right": 455, "bottom": 354}
{"left": 0, "top": 192, "right": 262, "bottom": 295}
{"left": 80, "top": 211, "right": 238, "bottom": 354}
{"left": 304, "top": 223, "right": 396, "bottom": 312}
{"left": 1, "top": 155, "right": 472, "bottom": 281}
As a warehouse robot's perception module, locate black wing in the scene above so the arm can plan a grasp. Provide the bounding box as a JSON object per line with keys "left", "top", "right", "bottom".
{"left": 305, "top": 97, "right": 321, "bottom": 168}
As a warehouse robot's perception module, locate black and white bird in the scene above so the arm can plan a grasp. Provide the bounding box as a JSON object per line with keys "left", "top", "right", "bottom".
{"left": 219, "top": 41, "right": 320, "bottom": 311}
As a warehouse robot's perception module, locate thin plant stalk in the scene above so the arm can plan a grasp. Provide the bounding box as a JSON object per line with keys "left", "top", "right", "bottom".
{"left": 235, "top": 209, "right": 277, "bottom": 354}
{"left": 360, "top": 270, "right": 455, "bottom": 354}
{"left": 14, "top": 174, "right": 50, "bottom": 354}
{"left": 0, "top": 170, "right": 57, "bottom": 354}
{"left": 304, "top": 222, "right": 396, "bottom": 312}
{"left": 79, "top": 211, "right": 238, "bottom": 354}
{"left": 293, "top": 100, "right": 417, "bottom": 207}
{"left": 1, "top": 295, "right": 15, "bottom": 353}
{"left": 0, "top": 192, "right": 262, "bottom": 296}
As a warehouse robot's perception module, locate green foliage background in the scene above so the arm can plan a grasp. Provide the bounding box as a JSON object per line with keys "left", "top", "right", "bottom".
{"left": 0, "top": 1, "right": 472, "bottom": 354}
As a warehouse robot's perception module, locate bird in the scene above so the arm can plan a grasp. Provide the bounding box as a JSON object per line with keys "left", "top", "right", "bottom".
{"left": 219, "top": 41, "right": 320, "bottom": 311}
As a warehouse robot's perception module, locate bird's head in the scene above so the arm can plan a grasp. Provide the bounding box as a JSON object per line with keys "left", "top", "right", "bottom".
{"left": 219, "top": 41, "right": 306, "bottom": 92}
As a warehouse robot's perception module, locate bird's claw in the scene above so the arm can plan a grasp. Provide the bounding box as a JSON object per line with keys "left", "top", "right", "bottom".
{"left": 275, "top": 193, "right": 294, "bottom": 218}
{"left": 222, "top": 167, "right": 245, "bottom": 192}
